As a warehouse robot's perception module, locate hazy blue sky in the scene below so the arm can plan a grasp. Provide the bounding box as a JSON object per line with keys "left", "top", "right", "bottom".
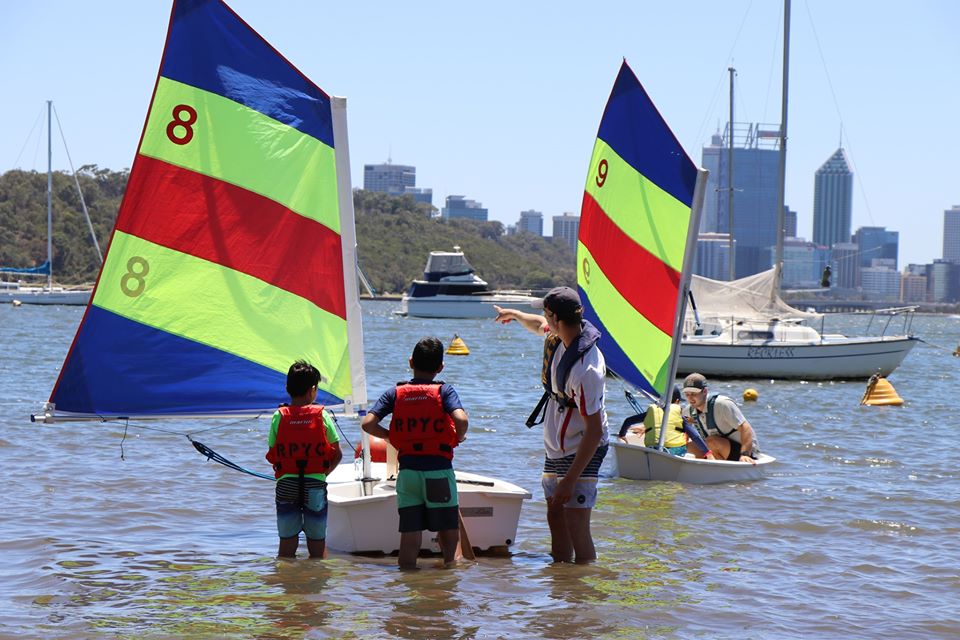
{"left": 2, "top": 1, "right": 957, "bottom": 267}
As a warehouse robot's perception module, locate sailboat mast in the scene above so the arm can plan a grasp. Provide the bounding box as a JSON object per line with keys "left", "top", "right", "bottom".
{"left": 727, "top": 67, "right": 735, "bottom": 281}
{"left": 46, "top": 100, "right": 53, "bottom": 291}
{"left": 773, "top": 0, "right": 791, "bottom": 301}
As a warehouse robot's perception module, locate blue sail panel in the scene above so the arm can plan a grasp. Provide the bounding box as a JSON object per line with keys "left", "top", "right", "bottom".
{"left": 596, "top": 61, "right": 697, "bottom": 207}
{"left": 51, "top": 306, "right": 343, "bottom": 416}
{"left": 160, "top": 0, "right": 334, "bottom": 147}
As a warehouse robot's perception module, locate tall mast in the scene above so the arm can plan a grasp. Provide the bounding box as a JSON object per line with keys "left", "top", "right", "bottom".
{"left": 727, "top": 67, "right": 736, "bottom": 281}
{"left": 46, "top": 100, "right": 53, "bottom": 291}
{"left": 773, "top": 0, "right": 791, "bottom": 301}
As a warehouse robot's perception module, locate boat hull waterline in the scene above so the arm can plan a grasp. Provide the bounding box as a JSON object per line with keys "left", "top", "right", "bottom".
{"left": 678, "top": 335, "right": 918, "bottom": 379}
{"left": 400, "top": 293, "right": 541, "bottom": 319}
{"left": 612, "top": 440, "right": 776, "bottom": 484}
{"left": 325, "top": 463, "right": 531, "bottom": 554}
{"left": 0, "top": 289, "right": 91, "bottom": 306}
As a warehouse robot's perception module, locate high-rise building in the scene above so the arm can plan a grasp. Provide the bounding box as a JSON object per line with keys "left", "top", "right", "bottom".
{"left": 831, "top": 242, "right": 859, "bottom": 290}
{"left": 854, "top": 226, "right": 899, "bottom": 271}
{"left": 901, "top": 267, "right": 928, "bottom": 304}
{"left": 363, "top": 161, "right": 415, "bottom": 194}
{"left": 928, "top": 260, "right": 960, "bottom": 302}
{"left": 780, "top": 237, "right": 830, "bottom": 289}
{"left": 403, "top": 187, "right": 433, "bottom": 206}
{"left": 700, "top": 122, "right": 782, "bottom": 277}
{"left": 860, "top": 266, "right": 900, "bottom": 300}
{"left": 441, "top": 195, "right": 488, "bottom": 221}
{"left": 694, "top": 233, "right": 734, "bottom": 281}
{"left": 943, "top": 205, "right": 960, "bottom": 263}
{"left": 552, "top": 213, "right": 580, "bottom": 250}
{"left": 812, "top": 148, "right": 853, "bottom": 249}
{"left": 517, "top": 210, "right": 543, "bottom": 236}
{"left": 784, "top": 206, "right": 798, "bottom": 239}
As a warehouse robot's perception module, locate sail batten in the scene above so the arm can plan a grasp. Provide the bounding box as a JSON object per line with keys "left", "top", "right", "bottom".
{"left": 578, "top": 61, "right": 701, "bottom": 399}
{"left": 45, "top": 0, "right": 363, "bottom": 421}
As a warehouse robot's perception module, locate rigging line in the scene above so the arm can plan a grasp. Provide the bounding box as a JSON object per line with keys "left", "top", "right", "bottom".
{"left": 31, "top": 109, "right": 45, "bottom": 171}
{"left": 761, "top": 0, "right": 784, "bottom": 124}
{"left": 52, "top": 104, "right": 104, "bottom": 263}
{"left": 801, "top": 0, "right": 875, "bottom": 226}
{"left": 120, "top": 419, "right": 129, "bottom": 460}
{"left": 188, "top": 437, "right": 274, "bottom": 481}
{"left": 330, "top": 412, "right": 356, "bottom": 454}
{"left": 694, "top": 0, "right": 754, "bottom": 146}
{"left": 12, "top": 104, "right": 45, "bottom": 169}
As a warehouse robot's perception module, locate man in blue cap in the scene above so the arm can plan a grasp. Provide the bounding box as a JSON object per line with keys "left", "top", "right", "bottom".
{"left": 494, "top": 286, "right": 608, "bottom": 564}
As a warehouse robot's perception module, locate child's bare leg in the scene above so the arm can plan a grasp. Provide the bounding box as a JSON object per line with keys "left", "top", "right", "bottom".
{"left": 278, "top": 536, "right": 299, "bottom": 558}
{"left": 398, "top": 531, "right": 422, "bottom": 569}
{"left": 437, "top": 528, "right": 459, "bottom": 565}
{"left": 306, "top": 538, "right": 327, "bottom": 558}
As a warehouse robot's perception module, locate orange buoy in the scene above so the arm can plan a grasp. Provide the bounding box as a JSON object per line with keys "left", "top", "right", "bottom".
{"left": 860, "top": 375, "right": 903, "bottom": 406}
{"left": 355, "top": 436, "right": 388, "bottom": 462}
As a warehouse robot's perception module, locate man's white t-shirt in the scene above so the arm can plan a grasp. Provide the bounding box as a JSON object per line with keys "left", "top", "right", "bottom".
{"left": 543, "top": 340, "right": 609, "bottom": 459}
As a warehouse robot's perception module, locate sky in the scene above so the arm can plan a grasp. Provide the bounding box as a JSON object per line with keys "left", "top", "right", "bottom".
{"left": 2, "top": 0, "right": 958, "bottom": 268}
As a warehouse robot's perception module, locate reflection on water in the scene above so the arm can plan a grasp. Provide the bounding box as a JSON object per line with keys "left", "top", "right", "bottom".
{"left": 4, "top": 304, "right": 960, "bottom": 638}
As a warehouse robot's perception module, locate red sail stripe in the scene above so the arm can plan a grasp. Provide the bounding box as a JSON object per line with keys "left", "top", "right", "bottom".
{"left": 579, "top": 191, "right": 680, "bottom": 335}
{"left": 116, "top": 155, "right": 345, "bottom": 319}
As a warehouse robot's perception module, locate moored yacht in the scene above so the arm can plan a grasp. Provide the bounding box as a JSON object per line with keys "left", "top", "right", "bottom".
{"left": 399, "top": 246, "right": 541, "bottom": 318}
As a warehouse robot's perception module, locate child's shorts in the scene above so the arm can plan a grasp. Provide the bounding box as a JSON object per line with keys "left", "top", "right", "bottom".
{"left": 395, "top": 468, "right": 459, "bottom": 533}
{"left": 542, "top": 445, "right": 608, "bottom": 509}
{"left": 276, "top": 477, "right": 328, "bottom": 541}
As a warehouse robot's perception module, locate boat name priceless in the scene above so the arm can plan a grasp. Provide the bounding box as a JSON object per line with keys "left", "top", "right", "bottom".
{"left": 746, "top": 346, "right": 796, "bottom": 359}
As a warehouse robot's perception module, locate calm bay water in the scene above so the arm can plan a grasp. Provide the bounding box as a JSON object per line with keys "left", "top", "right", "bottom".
{"left": 1, "top": 301, "right": 958, "bottom": 639}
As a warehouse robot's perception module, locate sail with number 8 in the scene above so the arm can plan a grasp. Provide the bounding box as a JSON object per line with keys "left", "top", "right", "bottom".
{"left": 38, "top": 0, "right": 366, "bottom": 422}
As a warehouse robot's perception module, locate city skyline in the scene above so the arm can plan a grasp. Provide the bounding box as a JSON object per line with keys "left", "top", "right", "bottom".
{"left": 2, "top": 1, "right": 957, "bottom": 267}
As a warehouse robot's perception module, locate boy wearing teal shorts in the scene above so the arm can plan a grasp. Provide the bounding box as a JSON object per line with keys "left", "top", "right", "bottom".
{"left": 362, "top": 337, "right": 469, "bottom": 569}
{"left": 266, "top": 361, "right": 342, "bottom": 559}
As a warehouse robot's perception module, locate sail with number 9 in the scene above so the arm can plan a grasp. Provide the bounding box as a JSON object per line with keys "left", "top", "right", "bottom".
{"left": 577, "top": 61, "right": 707, "bottom": 400}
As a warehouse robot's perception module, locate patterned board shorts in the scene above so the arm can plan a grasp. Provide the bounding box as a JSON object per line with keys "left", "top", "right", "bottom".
{"left": 542, "top": 445, "right": 608, "bottom": 509}
{"left": 275, "top": 477, "right": 328, "bottom": 541}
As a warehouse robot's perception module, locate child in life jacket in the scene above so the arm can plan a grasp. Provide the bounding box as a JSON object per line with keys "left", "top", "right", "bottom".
{"left": 361, "top": 337, "right": 469, "bottom": 569}
{"left": 266, "top": 360, "right": 343, "bottom": 558}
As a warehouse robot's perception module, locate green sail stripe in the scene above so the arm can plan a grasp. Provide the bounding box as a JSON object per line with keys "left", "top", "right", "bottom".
{"left": 92, "top": 231, "right": 352, "bottom": 400}
{"left": 583, "top": 139, "right": 689, "bottom": 272}
{"left": 139, "top": 77, "right": 340, "bottom": 233}
{"left": 577, "top": 240, "right": 673, "bottom": 391}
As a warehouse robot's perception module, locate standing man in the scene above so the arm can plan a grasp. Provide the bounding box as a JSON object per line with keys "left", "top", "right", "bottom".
{"left": 681, "top": 373, "right": 759, "bottom": 462}
{"left": 494, "top": 286, "right": 608, "bottom": 564}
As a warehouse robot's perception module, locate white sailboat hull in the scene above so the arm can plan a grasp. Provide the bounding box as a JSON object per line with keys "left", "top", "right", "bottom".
{"left": 612, "top": 440, "right": 776, "bottom": 484}
{"left": 325, "top": 463, "right": 531, "bottom": 554}
{"left": 400, "top": 293, "right": 540, "bottom": 319}
{"left": 0, "top": 288, "right": 91, "bottom": 306}
{"left": 678, "top": 334, "right": 918, "bottom": 379}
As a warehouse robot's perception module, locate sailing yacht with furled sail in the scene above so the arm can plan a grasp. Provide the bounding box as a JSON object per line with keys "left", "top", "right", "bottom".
{"left": 579, "top": 61, "right": 774, "bottom": 484}
{"left": 35, "top": 0, "right": 528, "bottom": 554}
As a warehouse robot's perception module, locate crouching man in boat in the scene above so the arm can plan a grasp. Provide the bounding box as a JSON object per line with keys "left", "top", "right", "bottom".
{"left": 361, "top": 337, "right": 469, "bottom": 569}
{"left": 680, "top": 373, "right": 760, "bottom": 463}
{"left": 494, "top": 286, "right": 608, "bottom": 564}
{"left": 266, "top": 361, "right": 343, "bottom": 559}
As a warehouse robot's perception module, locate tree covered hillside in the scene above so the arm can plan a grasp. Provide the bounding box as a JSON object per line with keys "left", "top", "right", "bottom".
{"left": 0, "top": 168, "right": 576, "bottom": 291}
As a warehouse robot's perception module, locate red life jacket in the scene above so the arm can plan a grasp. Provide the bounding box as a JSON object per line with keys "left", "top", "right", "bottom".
{"left": 265, "top": 404, "right": 338, "bottom": 479}
{"left": 388, "top": 382, "right": 458, "bottom": 460}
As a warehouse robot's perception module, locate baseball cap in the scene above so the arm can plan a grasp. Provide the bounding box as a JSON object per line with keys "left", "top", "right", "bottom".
{"left": 532, "top": 286, "right": 582, "bottom": 316}
{"left": 682, "top": 373, "right": 707, "bottom": 394}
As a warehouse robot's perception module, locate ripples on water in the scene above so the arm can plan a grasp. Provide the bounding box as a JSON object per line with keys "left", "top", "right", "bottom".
{"left": 2, "top": 302, "right": 959, "bottom": 639}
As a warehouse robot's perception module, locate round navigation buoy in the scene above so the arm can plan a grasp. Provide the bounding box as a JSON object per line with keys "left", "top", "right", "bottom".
{"left": 743, "top": 388, "right": 759, "bottom": 402}
{"left": 355, "top": 436, "right": 388, "bottom": 462}
{"left": 860, "top": 375, "right": 903, "bottom": 406}
{"left": 446, "top": 334, "right": 470, "bottom": 356}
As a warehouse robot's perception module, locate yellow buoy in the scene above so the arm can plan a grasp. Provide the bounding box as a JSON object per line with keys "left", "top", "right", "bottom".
{"left": 446, "top": 334, "right": 470, "bottom": 356}
{"left": 743, "top": 388, "right": 759, "bottom": 402}
{"left": 860, "top": 375, "right": 903, "bottom": 406}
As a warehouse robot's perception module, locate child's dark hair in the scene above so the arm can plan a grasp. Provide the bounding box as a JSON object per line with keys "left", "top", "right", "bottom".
{"left": 411, "top": 337, "right": 444, "bottom": 373}
{"left": 286, "top": 360, "right": 321, "bottom": 397}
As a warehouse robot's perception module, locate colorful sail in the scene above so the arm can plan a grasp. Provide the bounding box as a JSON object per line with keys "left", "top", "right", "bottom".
{"left": 46, "top": 0, "right": 366, "bottom": 419}
{"left": 577, "top": 61, "right": 704, "bottom": 399}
